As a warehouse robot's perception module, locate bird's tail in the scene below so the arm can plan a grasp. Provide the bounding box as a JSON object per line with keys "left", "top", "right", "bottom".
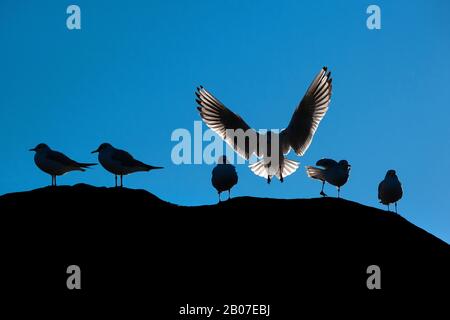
{"left": 249, "top": 158, "right": 299, "bottom": 180}
{"left": 143, "top": 164, "right": 164, "bottom": 171}
{"left": 78, "top": 162, "right": 97, "bottom": 168}
{"left": 275, "top": 159, "right": 299, "bottom": 180}
{"left": 249, "top": 159, "right": 269, "bottom": 179}
{"left": 306, "top": 166, "right": 326, "bottom": 181}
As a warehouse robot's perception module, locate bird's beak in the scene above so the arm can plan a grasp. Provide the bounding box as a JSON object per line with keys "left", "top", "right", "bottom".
{"left": 29, "top": 148, "right": 35, "bottom": 151}
{"left": 91, "top": 148, "right": 99, "bottom": 154}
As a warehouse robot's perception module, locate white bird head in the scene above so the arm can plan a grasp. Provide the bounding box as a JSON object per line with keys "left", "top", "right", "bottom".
{"left": 29, "top": 143, "right": 50, "bottom": 153}
{"left": 91, "top": 143, "right": 113, "bottom": 154}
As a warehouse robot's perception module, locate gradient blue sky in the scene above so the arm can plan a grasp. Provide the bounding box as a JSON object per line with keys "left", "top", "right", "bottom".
{"left": 0, "top": 1, "right": 449, "bottom": 242}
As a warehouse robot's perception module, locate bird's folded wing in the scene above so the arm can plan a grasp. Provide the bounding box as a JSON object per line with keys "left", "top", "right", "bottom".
{"left": 316, "top": 158, "right": 338, "bottom": 168}
{"left": 112, "top": 149, "right": 142, "bottom": 167}
{"left": 196, "top": 86, "right": 260, "bottom": 159}
{"left": 46, "top": 151, "right": 81, "bottom": 167}
{"left": 377, "top": 181, "right": 383, "bottom": 200}
{"left": 280, "top": 67, "right": 332, "bottom": 156}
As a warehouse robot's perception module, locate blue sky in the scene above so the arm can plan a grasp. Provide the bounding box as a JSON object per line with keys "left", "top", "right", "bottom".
{"left": 0, "top": 1, "right": 449, "bottom": 242}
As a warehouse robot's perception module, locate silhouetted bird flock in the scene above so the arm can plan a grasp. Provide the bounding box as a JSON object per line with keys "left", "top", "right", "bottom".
{"left": 30, "top": 143, "right": 162, "bottom": 188}
{"left": 29, "top": 67, "right": 403, "bottom": 212}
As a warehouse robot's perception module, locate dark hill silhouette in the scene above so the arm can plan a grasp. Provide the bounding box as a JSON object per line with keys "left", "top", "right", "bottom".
{"left": 1, "top": 184, "right": 449, "bottom": 311}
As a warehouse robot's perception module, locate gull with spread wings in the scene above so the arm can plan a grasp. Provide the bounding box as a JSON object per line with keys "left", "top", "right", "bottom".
{"left": 196, "top": 67, "right": 332, "bottom": 183}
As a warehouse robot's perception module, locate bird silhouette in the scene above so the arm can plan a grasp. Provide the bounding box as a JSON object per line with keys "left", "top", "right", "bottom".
{"left": 306, "top": 159, "right": 351, "bottom": 198}
{"left": 211, "top": 155, "right": 238, "bottom": 202}
{"left": 91, "top": 143, "right": 163, "bottom": 187}
{"left": 196, "top": 67, "right": 332, "bottom": 184}
{"left": 29, "top": 143, "right": 96, "bottom": 186}
{"left": 378, "top": 169, "right": 403, "bottom": 213}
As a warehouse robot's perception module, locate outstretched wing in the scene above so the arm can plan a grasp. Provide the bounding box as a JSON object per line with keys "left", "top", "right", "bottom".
{"left": 196, "top": 86, "right": 260, "bottom": 159}
{"left": 280, "top": 67, "right": 332, "bottom": 156}
{"left": 316, "top": 158, "right": 338, "bottom": 169}
{"left": 47, "top": 150, "right": 81, "bottom": 167}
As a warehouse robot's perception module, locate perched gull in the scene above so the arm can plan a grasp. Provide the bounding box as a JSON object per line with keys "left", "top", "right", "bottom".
{"left": 378, "top": 170, "right": 403, "bottom": 213}
{"left": 196, "top": 67, "right": 332, "bottom": 183}
{"left": 306, "top": 159, "right": 351, "bottom": 198}
{"left": 211, "top": 155, "right": 238, "bottom": 202}
{"left": 91, "top": 143, "right": 163, "bottom": 187}
{"left": 29, "top": 143, "right": 96, "bottom": 186}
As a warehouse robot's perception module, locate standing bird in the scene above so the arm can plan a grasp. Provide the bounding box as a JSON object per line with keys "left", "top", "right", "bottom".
{"left": 378, "top": 170, "right": 403, "bottom": 213}
{"left": 29, "top": 143, "right": 96, "bottom": 186}
{"left": 196, "top": 67, "right": 332, "bottom": 183}
{"left": 91, "top": 143, "right": 163, "bottom": 187}
{"left": 212, "top": 156, "right": 238, "bottom": 202}
{"left": 306, "top": 159, "right": 351, "bottom": 198}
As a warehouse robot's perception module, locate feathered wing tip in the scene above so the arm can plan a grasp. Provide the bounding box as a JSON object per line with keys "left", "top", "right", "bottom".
{"left": 305, "top": 166, "right": 326, "bottom": 181}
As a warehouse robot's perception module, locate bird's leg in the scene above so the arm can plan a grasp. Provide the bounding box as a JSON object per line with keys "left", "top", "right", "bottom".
{"left": 228, "top": 190, "right": 231, "bottom": 200}
{"left": 218, "top": 192, "right": 221, "bottom": 203}
{"left": 120, "top": 175, "right": 123, "bottom": 187}
{"left": 320, "top": 181, "right": 327, "bottom": 197}
{"left": 54, "top": 175, "right": 57, "bottom": 187}
{"left": 267, "top": 176, "right": 271, "bottom": 184}
{"left": 337, "top": 187, "right": 340, "bottom": 198}
{"left": 279, "top": 166, "right": 284, "bottom": 183}
{"left": 395, "top": 202, "right": 398, "bottom": 214}
{"left": 115, "top": 175, "right": 117, "bottom": 188}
